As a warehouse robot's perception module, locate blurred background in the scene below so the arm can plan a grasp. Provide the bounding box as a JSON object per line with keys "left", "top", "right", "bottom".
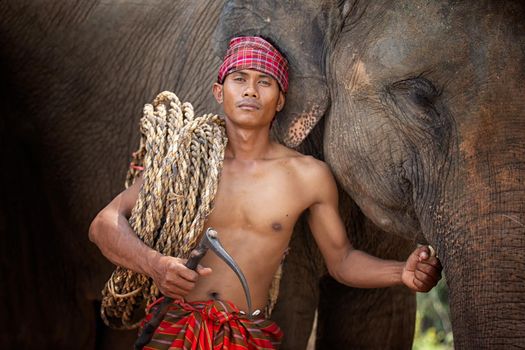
{"left": 413, "top": 276, "right": 453, "bottom": 350}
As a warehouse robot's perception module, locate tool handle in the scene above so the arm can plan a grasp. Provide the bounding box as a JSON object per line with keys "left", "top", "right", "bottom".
{"left": 134, "top": 245, "right": 209, "bottom": 350}
{"left": 185, "top": 244, "right": 209, "bottom": 270}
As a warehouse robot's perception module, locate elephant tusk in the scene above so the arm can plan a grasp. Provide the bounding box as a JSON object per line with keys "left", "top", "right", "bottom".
{"left": 428, "top": 245, "right": 436, "bottom": 258}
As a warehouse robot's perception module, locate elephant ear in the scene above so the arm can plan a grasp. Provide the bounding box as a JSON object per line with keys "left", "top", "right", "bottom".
{"left": 213, "top": 0, "right": 343, "bottom": 148}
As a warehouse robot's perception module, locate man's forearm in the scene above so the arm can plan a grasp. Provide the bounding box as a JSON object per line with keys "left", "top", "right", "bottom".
{"left": 89, "top": 209, "right": 161, "bottom": 277}
{"left": 331, "top": 249, "right": 404, "bottom": 288}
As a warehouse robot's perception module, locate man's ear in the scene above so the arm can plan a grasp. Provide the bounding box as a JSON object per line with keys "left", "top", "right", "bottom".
{"left": 213, "top": 83, "right": 223, "bottom": 104}
{"left": 276, "top": 91, "right": 285, "bottom": 112}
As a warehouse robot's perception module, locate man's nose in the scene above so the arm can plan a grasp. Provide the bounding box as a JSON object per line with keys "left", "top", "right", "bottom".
{"left": 243, "top": 82, "right": 258, "bottom": 98}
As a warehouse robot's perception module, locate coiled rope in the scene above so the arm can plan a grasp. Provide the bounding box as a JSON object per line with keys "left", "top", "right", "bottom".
{"left": 100, "top": 91, "right": 227, "bottom": 329}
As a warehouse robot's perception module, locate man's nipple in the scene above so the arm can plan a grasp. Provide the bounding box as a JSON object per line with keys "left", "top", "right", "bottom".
{"left": 271, "top": 222, "right": 282, "bottom": 231}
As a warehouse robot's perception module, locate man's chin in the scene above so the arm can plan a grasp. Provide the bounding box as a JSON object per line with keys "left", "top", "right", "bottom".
{"left": 226, "top": 117, "right": 270, "bottom": 129}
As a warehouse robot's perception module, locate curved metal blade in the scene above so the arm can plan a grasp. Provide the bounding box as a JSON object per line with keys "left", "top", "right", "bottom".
{"left": 205, "top": 228, "right": 253, "bottom": 316}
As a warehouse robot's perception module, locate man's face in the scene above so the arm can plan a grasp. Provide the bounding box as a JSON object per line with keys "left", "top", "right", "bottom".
{"left": 213, "top": 69, "right": 285, "bottom": 128}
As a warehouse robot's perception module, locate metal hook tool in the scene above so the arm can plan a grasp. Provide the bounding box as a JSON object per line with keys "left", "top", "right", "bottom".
{"left": 135, "top": 227, "right": 252, "bottom": 349}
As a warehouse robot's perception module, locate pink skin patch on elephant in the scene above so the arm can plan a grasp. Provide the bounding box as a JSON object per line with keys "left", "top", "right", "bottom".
{"left": 283, "top": 105, "right": 324, "bottom": 148}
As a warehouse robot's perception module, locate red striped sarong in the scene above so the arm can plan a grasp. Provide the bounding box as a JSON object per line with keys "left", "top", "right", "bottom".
{"left": 141, "top": 298, "right": 283, "bottom": 349}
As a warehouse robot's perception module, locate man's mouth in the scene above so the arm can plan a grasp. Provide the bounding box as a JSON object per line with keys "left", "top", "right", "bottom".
{"left": 237, "top": 100, "right": 261, "bottom": 111}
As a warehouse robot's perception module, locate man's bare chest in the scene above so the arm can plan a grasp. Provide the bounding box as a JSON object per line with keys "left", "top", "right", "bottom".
{"left": 205, "top": 167, "right": 307, "bottom": 233}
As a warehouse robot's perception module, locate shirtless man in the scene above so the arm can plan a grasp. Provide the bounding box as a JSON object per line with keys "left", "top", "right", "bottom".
{"left": 89, "top": 36, "right": 441, "bottom": 349}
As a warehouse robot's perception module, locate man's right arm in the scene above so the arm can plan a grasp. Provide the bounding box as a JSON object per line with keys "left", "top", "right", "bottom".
{"left": 88, "top": 178, "right": 210, "bottom": 299}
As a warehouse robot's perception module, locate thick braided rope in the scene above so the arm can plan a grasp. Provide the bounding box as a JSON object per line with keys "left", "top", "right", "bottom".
{"left": 100, "top": 91, "right": 227, "bottom": 329}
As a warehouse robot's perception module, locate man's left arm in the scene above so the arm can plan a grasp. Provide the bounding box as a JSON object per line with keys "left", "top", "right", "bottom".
{"left": 306, "top": 162, "right": 442, "bottom": 292}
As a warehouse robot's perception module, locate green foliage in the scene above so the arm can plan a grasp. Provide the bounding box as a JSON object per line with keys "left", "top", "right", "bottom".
{"left": 413, "top": 276, "right": 454, "bottom": 350}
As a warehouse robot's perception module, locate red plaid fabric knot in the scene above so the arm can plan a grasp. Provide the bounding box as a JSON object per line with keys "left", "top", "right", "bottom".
{"left": 141, "top": 298, "right": 283, "bottom": 350}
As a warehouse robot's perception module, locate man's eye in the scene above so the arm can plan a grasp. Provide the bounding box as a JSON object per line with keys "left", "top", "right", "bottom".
{"left": 259, "top": 80, "right": 271, "bottom": 86}
{"left": 234, "top": 77, "right": 245, "bottom": 81}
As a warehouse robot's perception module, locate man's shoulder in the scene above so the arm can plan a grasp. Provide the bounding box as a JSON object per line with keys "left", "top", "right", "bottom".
{"left": 272, "top": 143, "right": 333, "bottom": 179}
{"left": 270, "top": 143, "right": 337, "bottom": 206}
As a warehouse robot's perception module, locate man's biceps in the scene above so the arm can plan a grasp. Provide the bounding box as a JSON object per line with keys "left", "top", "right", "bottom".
{"left": 307, "top": 207, "right": 330, "bottom": 235}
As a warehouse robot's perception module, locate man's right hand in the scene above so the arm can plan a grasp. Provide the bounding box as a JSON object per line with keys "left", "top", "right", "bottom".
{"left": 149, "top": 255, "right": 212, "bottom": 300}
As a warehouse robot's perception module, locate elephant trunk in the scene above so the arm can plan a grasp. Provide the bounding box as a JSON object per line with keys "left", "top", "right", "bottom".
{"left": 432, "top": 204, "right": 525, "bottom": 349}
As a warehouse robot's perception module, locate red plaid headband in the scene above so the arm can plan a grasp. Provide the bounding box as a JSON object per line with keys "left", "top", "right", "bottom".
{"left": 218, "top": 36, "right": 289, "bottom": 92}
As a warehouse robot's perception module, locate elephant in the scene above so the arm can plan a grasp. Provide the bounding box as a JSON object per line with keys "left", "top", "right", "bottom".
{"left": 1, "top": 0, "right": 524, "bottom": 349}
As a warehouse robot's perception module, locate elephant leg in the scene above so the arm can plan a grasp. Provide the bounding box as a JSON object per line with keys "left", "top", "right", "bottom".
{"left": 317, "top": 280, "right": 415, "bottom": 349}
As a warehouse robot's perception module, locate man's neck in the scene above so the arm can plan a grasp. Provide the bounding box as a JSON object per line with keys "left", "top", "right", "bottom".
{"left": 225, "top": 125, "right": 273, "bottom": 161}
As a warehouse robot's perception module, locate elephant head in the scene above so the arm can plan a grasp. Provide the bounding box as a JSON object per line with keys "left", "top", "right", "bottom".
{"left": 215, "top": 0, "right": 525, "bottom": 348}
